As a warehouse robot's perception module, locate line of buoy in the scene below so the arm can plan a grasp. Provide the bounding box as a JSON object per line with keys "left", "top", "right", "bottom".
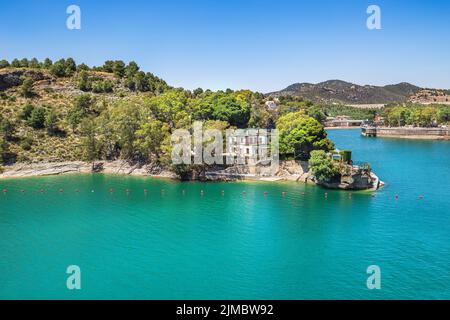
{"left": 0, "top": 188, "right": 427, "bottom": 202}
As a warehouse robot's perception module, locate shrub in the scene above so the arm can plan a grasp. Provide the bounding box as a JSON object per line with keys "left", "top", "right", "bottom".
{"left": 21, "top": 76, "right": 34, "bottom": 97}
{"left": 45, "top": 110, "right": 59, "bottom": 135}
{"left": 20, "top": 103, "right": 35, "bottom": 120}
{"left": 21, "top": 136, "right": 33, "bottom": 151}
{"left": 28, "top": 107, "right": 46, "bottom": 129}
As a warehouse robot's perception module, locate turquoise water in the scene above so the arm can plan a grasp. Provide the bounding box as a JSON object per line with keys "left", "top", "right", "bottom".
{"left": 1, "top": 129, "right": 450, "bottom": 299}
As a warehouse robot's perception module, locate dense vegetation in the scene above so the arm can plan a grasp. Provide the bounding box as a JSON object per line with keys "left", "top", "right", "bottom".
{"left": 383, "top": 104, "right": 450, "bottom": 127}
{"left": 276, "top": 111, "right": 334, "bottom": 160}
{"left": 308, "top": 150, "right": 340, "bottom": 183}
{"left": 0, "top": 58, "right": 334, "bottom": 169}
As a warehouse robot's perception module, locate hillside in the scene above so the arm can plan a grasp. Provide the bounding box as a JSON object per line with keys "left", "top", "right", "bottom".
{"left": 0, "top": 59, "right": 171, "bottom": 165}
{"left": 0, "top": 59, "right": 284, "bottom": 169}
{"left": 267, "top": 80, "right": 421, "bottom": 105}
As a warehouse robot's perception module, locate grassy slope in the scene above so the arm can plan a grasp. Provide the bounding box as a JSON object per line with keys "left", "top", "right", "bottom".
{"left": 0, "top": 68, "right": 146, "bottom": 163}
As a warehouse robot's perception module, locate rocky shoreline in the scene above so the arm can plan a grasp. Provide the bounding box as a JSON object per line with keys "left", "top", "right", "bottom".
{"left": 0, "top": 160, "right": 382, "bottom": 191}
{"left": 0, "top": 161, "right": 177, "bottom": 179}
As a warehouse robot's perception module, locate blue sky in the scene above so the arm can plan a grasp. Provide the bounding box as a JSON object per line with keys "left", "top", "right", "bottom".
{"left": 1, "top": 0, "right": 449, "bottom": 92}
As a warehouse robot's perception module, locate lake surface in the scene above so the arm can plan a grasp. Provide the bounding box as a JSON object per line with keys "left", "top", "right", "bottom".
{"left": 1, "top": 129, "right": 450, "bottom": 299}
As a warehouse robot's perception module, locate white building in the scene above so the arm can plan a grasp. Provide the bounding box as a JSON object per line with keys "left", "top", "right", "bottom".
{"left": 227, "top": 129, "right": 272, "bottom": 165}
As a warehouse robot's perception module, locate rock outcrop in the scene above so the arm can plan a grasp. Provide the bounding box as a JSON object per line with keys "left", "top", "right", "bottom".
{"left": 0, "top": 161, "right": 176, "bottom": 179}
{"left": 0, "top": 69, "right": 53, "bottom": 90}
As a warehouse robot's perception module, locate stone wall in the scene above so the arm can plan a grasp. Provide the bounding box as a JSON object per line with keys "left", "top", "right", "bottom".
{"left": 362, "top": 126, "right": 450, "bottom": 139}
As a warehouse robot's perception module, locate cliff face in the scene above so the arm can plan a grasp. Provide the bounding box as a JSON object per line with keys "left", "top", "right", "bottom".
{"left": 0, "top": 69, "right": 52, "bottom": 90}
{"left": 318, "top": 170, "right": 380, "bottom": 191}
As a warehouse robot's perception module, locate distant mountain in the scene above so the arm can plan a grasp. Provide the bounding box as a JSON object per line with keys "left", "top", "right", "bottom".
{"left": 267, "top": 80, "right": 422, "bottom": 105}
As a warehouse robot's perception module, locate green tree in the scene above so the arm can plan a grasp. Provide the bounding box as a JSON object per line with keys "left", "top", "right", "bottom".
{"left": 28, "top": 107, "right": 47, "bottom": 129}
{"left": 43, "top": 58, "right": 53, "bottom": 69}
{"left": 0, "top": 116, "right": 15, "bottom": 140}
{"left": 134, "top": 119, "right": 171, "bottom": 161}
{"left": 0, "top": 137, "right": 7, "bottom": 164}
{"left": 113, "top": 60, "right": 126, "bottom": 77}
{"left": 133, "top": 71, "right": 149, "bottom": 91}
{"left": 211, "top": 94, "right": 250, "bottom": 127}
{"left": 437, "top": 107, "right": 450, "bottom": 123}
{"left": 307, "top": 105, "right": 327, "bottom": 123}
{"left": 50, "top": 59, "right": 67, "bottom": 77}
{"left": 20, "top": 136, "right": 33, "bottom": 151}
{"left": 92, "top": 80, "right": 114, "bottom": 93}
{"left": 308, "top": 150, "right": 339, "bottom": 183}
{"left": 21, "top": 76, "right": 34, "bottom": 97}
{"left": 11, "top": 59, "right": 21, "bottom": 68}
{"left": 102, "top": 60, "right": 115, "bottom": 73}
{"left": 19, "top": 58, "right": 29, "bottom": 68}
{"left": 45, "top": 110, "right": 59, "bottom": 135}
{"left": 77, "top": 63, "right": 90, "bottom": 71}
{"left": 77, "top": 70, "right": 92, "bottom": 91}
{"left": 125, "top": 61, "right": 139, "bottom": 78}
{"left": 65, "top": 58, "right": 77, "bottom": 75}
{"left": 193, "top": 88, "right": 204, "bottom": 96}
{"left": 20, "top": 103, "right": 35, "bottom": 120}
{"left": 277, "top": 111, "right": 334, "bottom": 160}
{"left": 0, "top": 60, "right": 10, "bottom": 68}
{"left": 67, "top": 94, "right": 95, "bottom": 131}
{"left": 80, "top": 117, "right": 99, "bottom": 168}
{"left": 29, "top": 58, "right": 40, "bottom": 69}
{"left": 109, "top": 101, "right": 141, "bottom": 158}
